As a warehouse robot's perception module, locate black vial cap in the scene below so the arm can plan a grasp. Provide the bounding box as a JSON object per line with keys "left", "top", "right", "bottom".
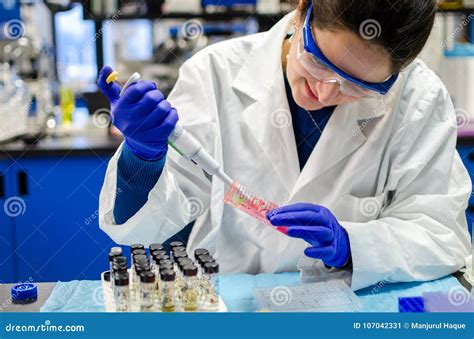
{"left": 194, "top": 248, "right": 209, "bottom": 260}
{"left": 173, "top": 250, "right": 188, "bottom": 260}
{"left": 114, "top": 273, "right": 129, "bottom": 286}
{"left": 198, "top": 254, "right": 215, "bottom": 266}
{"left": 113, "top": 256, "right": 127, "bottom": 264}
{"left": 160, "top": 269, "right": 176, "bottom": 282}
{"left": 177, "top": 257, "right": 194, "bottom": 269}
{"left": 159, "top": 259, "right": 174, "bottom": 267}
{"left": 113, "top": 263, "right": 128, "bottom": 273}
{"left": 204, "top": 262, "right": 219, "bottom": 274}
{"left": 133, "top": 255, "right": 149, "bottom": 264}
{"left": 151, "top": 250, "right": 167, "bottom": 259}
{"left": 108, "top": 251, "right": 122, "bottom": 262}
{"left": 159, "top": 263, "right": 174, "bottom": 272}
{"left": 131, "top": 244, "right": 145, "bottom": 251}
{"left": 154, "top": 254, "right": 171, "bottom": 265}
{"left": 132, "top": 249, "right": 147, "bottom": 257}
{"left": 149, "top": 243, "right": 164, "bottom": 252}
{"left": 140, "top": 271, "right": 156, "bottom": 283}
{"left": 183, "top": 264, "right": 198, "bottom": 277}
{"left": 169, "top": 241, "right": 184, "bottom": 250}
{"left": 172, "top": 246, "right": 186, "bottom": 253}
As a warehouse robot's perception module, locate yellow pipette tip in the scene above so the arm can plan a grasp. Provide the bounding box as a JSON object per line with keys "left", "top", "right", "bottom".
{"left": 106, "top": 71, "right": 119, "bottom": 84}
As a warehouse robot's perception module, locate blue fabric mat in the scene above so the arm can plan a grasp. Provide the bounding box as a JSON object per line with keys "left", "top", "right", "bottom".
{"left": 40, "top": 273, "right": 462, "bottom": 312}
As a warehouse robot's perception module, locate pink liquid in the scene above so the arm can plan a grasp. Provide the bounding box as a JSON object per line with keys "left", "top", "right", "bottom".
{"left": 223, "top": 182, "right": 287, "bottom": 235}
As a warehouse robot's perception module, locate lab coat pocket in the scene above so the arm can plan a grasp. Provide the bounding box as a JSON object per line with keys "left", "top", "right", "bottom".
{"left": 336, "top": 193, "right": 385, "bottom": 223}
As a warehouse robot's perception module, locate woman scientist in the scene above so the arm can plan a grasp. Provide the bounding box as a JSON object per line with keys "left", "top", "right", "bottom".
{"left": 97, "top": 0, "right": 471, "bottom": 290}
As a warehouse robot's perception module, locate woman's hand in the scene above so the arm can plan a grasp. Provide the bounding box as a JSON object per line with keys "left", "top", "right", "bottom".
{"left": 267, "top": 203, "right": 351, "bottom": 268}
{"left": 97, "top": 66, "right": 179, "bottom": 161}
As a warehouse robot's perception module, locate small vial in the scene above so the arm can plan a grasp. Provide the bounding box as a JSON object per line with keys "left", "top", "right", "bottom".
{"left": 149, "top": 243, "right": 164, "bottom": 253}
{"left": 160, "top": 269, "right": 176, "bottom": 312}
{"left": 203, "top": 262, "right": 219, "bottom": 311}
{"left": 172, "top": 246, "right": 187, "bottom": 254}
{"left": 173, "top": 250, "right": 188, "bottom": 262}
{"left": 194, "top": 248, "right": 209, "bottom": 261}
{"left": 140, "top": 271, "right": 156, "bottom": 312}
{"left": 130, "top": 244, "right": 145, "bottom": 286}
{"left": 110, "top": 255, "right": 127, "bottom": 286}
{"left": 132, "top": 263, "right": 150, "bottom": 303}
{"left": 109, "top": 247, "right": 122, "bottom": 279}
{"left": 169, "top": 241, "right": 184, "bottom": 252}
{"left": 177, "top": 257, "right": 194, "bottom": 270}
{"left": 130, "top": 244, "right": 144, "bottom": 261}
{"left": 182, "top": 265, "right": 199, "bottom": 311}
{"left": 197, "top": 254, "right": 215, "bottom": 270}
{"left": 114, "top": 272, "right": 131, "bottom": 312}
{"left": 152, "top": 250, "right": 167, "bottom": 258}
{"left": 153, "top": 253, "right": 170, "bottom": 266}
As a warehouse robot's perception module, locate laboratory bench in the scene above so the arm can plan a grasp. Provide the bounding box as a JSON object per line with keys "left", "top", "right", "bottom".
{"left": 0, "top": 271, "right": 471, "bottom": 313}
{"left": 0, "top": 131, "right": 123, "bottom": 284}
{"left": 0, "top": 131, "right": 473, "bottom": 285}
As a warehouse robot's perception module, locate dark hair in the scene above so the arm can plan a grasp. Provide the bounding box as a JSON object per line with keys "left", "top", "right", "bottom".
{"left": 297, "top": 0, "right": 437, "bottom": 72}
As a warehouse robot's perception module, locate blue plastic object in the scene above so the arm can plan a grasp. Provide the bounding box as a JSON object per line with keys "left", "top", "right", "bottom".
{"left": 398, "top": 296, "right": 425, "bottom": 312}
{"left": 11, "top": 283, "right": 38, "bottom": 304}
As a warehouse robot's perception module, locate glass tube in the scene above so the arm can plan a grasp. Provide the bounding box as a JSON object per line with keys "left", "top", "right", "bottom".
{"left": 160, "top": 269, "right": 176, "bottom": 312}
{"left": 114, "top": 272, "right": 130, "bottom": 312}
{"left": 140, "top": 271, "right": 156, "bottom": 312}
{"left": 204, "top": 262, "right": 219, "bottom": 311}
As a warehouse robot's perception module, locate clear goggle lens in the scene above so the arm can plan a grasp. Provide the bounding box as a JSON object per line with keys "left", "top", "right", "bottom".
{"left": 296, "top": 33, "right": 379, "bottom": 99}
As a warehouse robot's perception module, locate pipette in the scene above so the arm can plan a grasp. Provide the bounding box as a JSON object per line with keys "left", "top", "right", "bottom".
{"left": 106, "top": 71, "right": 233, "bottom": 186}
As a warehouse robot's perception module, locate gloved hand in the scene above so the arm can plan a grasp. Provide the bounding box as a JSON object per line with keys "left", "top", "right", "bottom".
{"left": 267, "top": 203, "right": 351, "bottom": 268}
{"left": 97, "top": 66, "right": 179, "bottom": 161}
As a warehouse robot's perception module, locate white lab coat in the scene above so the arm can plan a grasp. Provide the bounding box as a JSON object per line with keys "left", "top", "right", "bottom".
{"left": 99, "top": 12, "right": 471, "bottom": 291}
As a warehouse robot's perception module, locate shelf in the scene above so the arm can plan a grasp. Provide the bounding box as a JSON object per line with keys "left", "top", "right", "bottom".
{"left": 82, "top": 10, "right": 287, "bottom": 23}
{"left": 437, "top": 7, "right": 474, "bottom": 15}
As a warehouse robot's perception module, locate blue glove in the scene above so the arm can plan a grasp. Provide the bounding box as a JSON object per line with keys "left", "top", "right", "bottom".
{"left": 97, "top": 66, "right": 179, "bottom": 161}
{"left": 267, "top": 203, "right": 351, "bottom": 268}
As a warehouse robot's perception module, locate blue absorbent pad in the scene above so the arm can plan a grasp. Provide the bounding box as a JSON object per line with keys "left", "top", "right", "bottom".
{"left": 41, "top": 273, "right": 462, "bottom": 312}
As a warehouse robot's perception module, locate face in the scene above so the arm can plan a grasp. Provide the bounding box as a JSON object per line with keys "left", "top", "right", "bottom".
{"left": 286, "top": 16, "right": 393, "bottom": 111}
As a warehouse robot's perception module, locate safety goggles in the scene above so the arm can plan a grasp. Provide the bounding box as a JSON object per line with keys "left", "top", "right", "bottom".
{"left": 296, "top": 3, "right": 398, "bottom": 98}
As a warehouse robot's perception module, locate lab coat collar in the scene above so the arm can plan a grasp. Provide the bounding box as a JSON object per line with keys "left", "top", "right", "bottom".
{"left": 231, "top": 11, "right": 295, "bottom": 101}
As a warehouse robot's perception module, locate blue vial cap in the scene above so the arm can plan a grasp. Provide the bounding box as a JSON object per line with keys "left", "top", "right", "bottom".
{"left": 11, "top": 283, "right": 38, "bottom": 304}
{"left": 399, "top": 297, "right": 425, "bottom": 312}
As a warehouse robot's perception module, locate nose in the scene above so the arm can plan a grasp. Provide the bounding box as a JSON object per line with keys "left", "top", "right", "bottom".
{"left": 315, "top": 81, "right": 340, "bottom": 103}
